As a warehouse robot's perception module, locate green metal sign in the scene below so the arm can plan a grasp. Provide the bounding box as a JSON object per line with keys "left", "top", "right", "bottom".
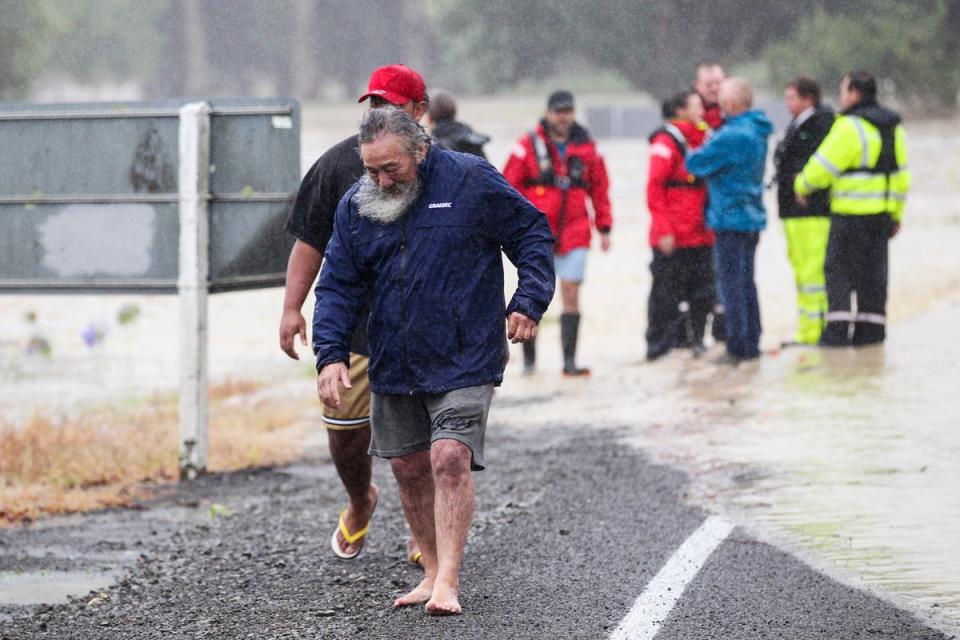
{"left": 0, "top": 98, "right": 299, "bottom": 293}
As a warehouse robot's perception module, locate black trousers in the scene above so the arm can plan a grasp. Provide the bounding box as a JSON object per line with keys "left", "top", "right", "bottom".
{"left": 646, "top": 246, "right": 716, "bottom": 358}
{"left": 821, "top": 214, "right": 892, "bottom": 346}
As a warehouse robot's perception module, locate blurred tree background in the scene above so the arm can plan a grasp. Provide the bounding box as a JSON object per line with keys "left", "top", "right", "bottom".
{"left": 0, "top": 0, "right": 957, "bottom": 111}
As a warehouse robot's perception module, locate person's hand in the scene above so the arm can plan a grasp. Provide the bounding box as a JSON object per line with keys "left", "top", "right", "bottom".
{"left": 279, "top": 308, "right": 307, "bottom": 360}
{"left": 317, "top": 362, "right": 351, "bottom": 409}
{"left": 657, "top": 234, "right": 676, "bottom": 256}
{"left": 507, "top": 312, "right": 538, "bottom": 344}
{"left": 795, "top": 192, "right": 808, "bottom": 207}
{"left": 599, "top": 232, "right": 612, "bottom": 252}
{"left": 891, "top": 222, "right": 901, "bottom": 238}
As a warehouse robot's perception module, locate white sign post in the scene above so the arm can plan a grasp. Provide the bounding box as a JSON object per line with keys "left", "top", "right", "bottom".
{"left": 177, "top": 102, "right": 211, "bottom": 480}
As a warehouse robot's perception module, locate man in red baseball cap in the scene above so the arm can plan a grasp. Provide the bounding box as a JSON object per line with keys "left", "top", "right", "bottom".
{"left": 358, "top": 64, "right": 428, "bottom": 111}
{"left": 280, "top": 64, "right": 428, "bottom": 566}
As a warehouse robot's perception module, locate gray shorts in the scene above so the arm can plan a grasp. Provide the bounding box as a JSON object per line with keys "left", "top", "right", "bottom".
{"left": 369, "top": 384, "right": 495, "bottom": 471}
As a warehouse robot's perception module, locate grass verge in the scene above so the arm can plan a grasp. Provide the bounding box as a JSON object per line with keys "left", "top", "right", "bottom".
{"left": 0, "top": 379, "right": 310, "bottom": 524}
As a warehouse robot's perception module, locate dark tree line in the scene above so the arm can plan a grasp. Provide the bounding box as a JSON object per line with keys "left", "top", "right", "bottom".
{"left": 430, "top": 0, "right": 960, "bottom": 109}
{"left": 428, "top": 0, "right": 806, "bottom": 96}
{"left": 1, "top": 0, "right": 430, "bottom": 101}
{"left": 2, "top": 0, "right": 957, "bottom": 110}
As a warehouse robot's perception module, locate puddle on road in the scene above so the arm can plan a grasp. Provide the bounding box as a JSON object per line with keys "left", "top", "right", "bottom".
{"left": 0, "top": 501, "right": 232, "bottom": 615}
{"left": 0, "top": 569, "right": 120, "bottom": 606}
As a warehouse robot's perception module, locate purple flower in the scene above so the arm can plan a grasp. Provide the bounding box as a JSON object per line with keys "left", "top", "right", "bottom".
{"left": 81, "top": 324, "right": 106, "bottom": 348}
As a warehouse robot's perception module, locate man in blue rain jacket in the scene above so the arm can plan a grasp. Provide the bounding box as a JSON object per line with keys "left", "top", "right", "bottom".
{"left": 687, "top": 77, "right": 773, "bottom": 364}
{"left": 313, "top": 108, "right": 554, "bottom": 615}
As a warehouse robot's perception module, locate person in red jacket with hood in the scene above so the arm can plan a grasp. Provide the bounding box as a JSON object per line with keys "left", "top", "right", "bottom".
{"left": 503, "top": 90, "right": 612, "bottom": 376}
{"left": 645, "top": 89, "right": 716, "bottom": 360}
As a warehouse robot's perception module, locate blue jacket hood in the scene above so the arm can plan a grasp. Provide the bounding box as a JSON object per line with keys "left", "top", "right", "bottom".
{"left": 312, "top": 145, "right": 556, "bottom": 395}
{"left": 735, "top": 109, "right": 774, "bottom": 137}
{"left": 685, "top": 109, "right": 772, "bottom": 232}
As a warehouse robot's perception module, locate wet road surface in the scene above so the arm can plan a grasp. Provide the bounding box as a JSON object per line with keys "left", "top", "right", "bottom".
{"left": 1, "top": 427, "right": 950, "bottom": 639}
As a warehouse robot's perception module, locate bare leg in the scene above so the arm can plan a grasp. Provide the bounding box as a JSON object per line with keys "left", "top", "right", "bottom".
{"left": 328, "top": 426, "right": 377, "bottom": 555}
{"left": 560, "top": 279, "right": 580, "bottom": 314}
{"left": 391, "top": 450, "right": 437, "bottom": 607}
{"left": 425, "top": 439, "right": 474, "bottom": 615}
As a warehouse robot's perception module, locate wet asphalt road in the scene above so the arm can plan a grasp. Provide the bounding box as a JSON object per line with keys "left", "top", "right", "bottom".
{"left": 0, "top": 425, "right": 952, "bottom": 639}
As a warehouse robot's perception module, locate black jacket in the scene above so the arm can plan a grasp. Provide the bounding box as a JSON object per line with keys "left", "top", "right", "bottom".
{"left": 285, "top": 134, "right": 370, "bottom": 354}
{"left": 774, "top": 106, "right": 835, "bottom": 218}
{"left": 431, "top": 120, "right": 490, "bottom": 160}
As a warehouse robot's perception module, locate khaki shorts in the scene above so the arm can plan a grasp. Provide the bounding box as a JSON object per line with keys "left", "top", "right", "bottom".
{"left": 322, "top": 353, "right": 371, "bottom": 430}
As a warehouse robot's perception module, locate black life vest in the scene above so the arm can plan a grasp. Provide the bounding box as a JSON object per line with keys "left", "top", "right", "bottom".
{"left": 840, "top": 103, "right": 901, "bottom": 176}
{"left": 524, "top": 126, "right": 589, "bottom": 191}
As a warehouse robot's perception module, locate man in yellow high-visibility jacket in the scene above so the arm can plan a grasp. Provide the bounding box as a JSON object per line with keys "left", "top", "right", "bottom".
{"left": 794, "top": 70, "right": 911, "bottom": 346}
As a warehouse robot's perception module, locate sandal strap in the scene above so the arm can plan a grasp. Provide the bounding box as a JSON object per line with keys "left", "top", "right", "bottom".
{"left": 338, "top": 510, "right": 370, "bottom": 544}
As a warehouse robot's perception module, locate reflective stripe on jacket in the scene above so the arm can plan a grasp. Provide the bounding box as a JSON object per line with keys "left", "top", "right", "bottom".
{"left": 795, "top": 107, "right": 911, "bottom": 222}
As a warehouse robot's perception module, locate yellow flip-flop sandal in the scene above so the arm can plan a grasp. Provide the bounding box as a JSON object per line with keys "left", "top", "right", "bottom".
{"left": 330, "top": 509, "right": 370, "bottom": 559}
{"left": 407, "top": 549, "right": 423, "bottom": 567}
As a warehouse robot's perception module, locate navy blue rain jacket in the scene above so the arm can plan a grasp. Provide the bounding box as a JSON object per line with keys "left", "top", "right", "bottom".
{"left": 312, "top": 145, "right": 556, "bottom": 395}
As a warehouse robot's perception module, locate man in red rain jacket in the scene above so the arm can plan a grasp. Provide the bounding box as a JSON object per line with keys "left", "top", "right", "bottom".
{"left": 503, "top": 90, "right": 613, "bottom": 376}
{"left": 694, "top": 61, "right": 726, "bottom": 131}
{"left": 645, "top": 89, "right": 716, "bottom": 360}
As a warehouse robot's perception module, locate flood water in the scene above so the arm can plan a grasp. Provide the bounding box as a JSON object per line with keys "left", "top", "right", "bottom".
{"left": 1, "top": 96, "right": 959, "bottom": 630}
{"left": 653, "top": 299, "right": 960, "bottom": 624}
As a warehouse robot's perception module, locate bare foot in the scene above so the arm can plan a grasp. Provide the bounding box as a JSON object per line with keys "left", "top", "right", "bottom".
{"left": 425, "top": 581, "right": 461, "bottom": 616}
{"left": 335, "top": 484, "right": 379, "bottom": 557}
{"left": 393, "top": 577, "right": 434, "bottom": 608}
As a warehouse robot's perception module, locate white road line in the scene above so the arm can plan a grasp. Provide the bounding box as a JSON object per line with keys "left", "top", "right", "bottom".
{"left": 610, "top": 516, "right": 734, "bottom": 640}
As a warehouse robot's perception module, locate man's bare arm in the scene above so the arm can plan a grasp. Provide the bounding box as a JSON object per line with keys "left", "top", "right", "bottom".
{"left": 279, "top": 240, "right": 324, "bottom": 360}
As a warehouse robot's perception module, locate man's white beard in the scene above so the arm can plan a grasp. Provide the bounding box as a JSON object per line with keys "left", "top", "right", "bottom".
{"left": 353, "top": 174, "right": 421, "bottom": 224}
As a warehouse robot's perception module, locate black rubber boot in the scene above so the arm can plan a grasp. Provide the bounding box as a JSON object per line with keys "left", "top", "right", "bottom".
{"left": 819, "top": 321, "right": 851, "bottom": 347}
{"left": 522, "top": 338, "right": 536, "bottom": 375}
{"left": 711, "top": 304, "right": 726, "bottom": 342}
{"left": 561, "top": 312, "right": 590, "bottom": 376}
{"left": 852, "top": 322, "right": 885, "bottom": 346}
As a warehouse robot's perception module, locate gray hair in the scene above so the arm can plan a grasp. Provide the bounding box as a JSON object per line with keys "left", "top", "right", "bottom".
{"left": 358, "top": 107, "right": 431, "bottom": 156}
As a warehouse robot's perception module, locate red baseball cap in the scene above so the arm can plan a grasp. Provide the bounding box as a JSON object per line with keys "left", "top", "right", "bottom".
{"left": 358, "top": 64, "right": 426, "bottom": 105}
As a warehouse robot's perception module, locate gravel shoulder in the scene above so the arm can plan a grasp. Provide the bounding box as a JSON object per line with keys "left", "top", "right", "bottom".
{"left": 1, "top": 424, "right": 949, "bottom": 639}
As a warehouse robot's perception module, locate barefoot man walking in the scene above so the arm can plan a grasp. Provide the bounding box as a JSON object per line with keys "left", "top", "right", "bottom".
{"left": 312, "top": 108, "right": 555, "bottom": 614}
